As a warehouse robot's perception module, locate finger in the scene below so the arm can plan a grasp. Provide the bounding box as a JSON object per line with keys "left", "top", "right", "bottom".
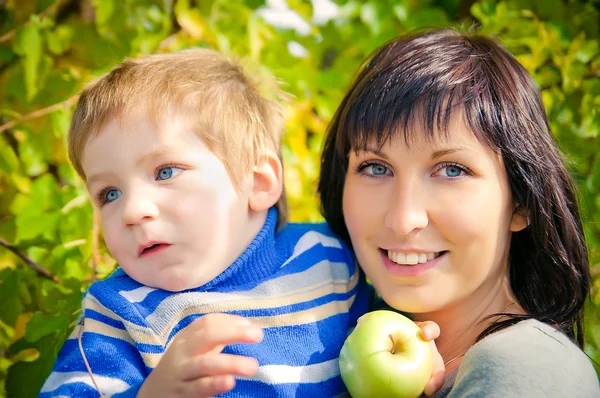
{"left": 423, "top": 340, "right": 445, "bottom": 396}
{"left": 188, "top": 375, "right": 236, "bottom": 397}
{"left": 186, "top": 315, "right": 264, "bottom": 354}
{"left": 181, "top": 353, "right": 259, "bottom": 381}
{"left": 423, "top": 370, "right": 445, "bottom": 396}
{"left": 416, "top": 321, "right": 440, "bottom": 341}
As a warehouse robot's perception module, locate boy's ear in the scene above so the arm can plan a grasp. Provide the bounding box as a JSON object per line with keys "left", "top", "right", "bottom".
{"left": 248, "top": 150, "right": 283, "bottom": 212}
{"left": 510, "top": 204, "right": 529, "bottom": 232}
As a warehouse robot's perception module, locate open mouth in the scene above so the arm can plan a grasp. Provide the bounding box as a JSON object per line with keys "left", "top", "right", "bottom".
{"left": 384, "top": 249, "right": 447, "bottom": 265}
{"left": 139, "top": 243, "right": 171, "bottom": 256}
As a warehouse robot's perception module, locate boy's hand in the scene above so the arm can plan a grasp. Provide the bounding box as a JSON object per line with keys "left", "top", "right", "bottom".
{"left": 138, "top": 313, "right": 263, "bottom": 398}
{"left": 415, "top": 321, "right": 445, "bottom": 396}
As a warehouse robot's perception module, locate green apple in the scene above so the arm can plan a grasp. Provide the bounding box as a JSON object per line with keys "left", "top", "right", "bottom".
{"left": 339, "top": 310, "right": 433, "bottom": 398}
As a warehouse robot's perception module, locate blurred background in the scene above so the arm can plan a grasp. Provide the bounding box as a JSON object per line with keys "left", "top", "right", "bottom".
{"left": 0, "top": 0, "right": 598, "bottom": 395}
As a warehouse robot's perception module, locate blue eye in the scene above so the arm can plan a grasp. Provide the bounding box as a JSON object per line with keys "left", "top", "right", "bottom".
{"left": 445, "top": 166, "right": 463, "bottom": 177}
{"left": 371, "top": 164, "right": 388, "bottom": 175}
{"left": 157, "top": 167, "right": 174, "bottom": 180}
{"left": 104, "top": 189, "right": 121, "bottom": 203}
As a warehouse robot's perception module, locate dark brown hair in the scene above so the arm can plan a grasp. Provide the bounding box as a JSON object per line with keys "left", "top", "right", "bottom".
{"left": 318, "top": 29, "right": 591, "bottom": 346}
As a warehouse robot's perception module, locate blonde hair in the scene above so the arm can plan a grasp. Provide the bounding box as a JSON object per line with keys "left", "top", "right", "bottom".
{"left": 68, "top": 48, "right": 287, "bottom": 219}
{"left": 68, "top": 49, "right": 283, "bottom": 187}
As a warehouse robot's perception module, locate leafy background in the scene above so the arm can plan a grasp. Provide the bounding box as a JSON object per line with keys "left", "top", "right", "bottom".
{"left": 0, "top": 0, "right": 598, "bottom": 395}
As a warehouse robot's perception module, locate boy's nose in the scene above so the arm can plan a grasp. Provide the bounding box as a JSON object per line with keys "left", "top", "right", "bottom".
{"left": 121, "top": 193, "right": 159, "bottom": 226}
{"left": 384, "top": 183, "right": 428, "bottom": 236}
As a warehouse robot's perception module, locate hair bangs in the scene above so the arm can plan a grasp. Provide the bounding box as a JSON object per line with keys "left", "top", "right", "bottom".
{"left": 336, "top": 35, "right": 499, "bottom": 157}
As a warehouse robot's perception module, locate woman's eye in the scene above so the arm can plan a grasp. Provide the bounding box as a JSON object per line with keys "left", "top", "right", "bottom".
{"left": 371, "top": 164, "right": 388, "bottom": 175}
{"left": 103, "top": 189, "right": 122, "bottom": 203}
{"left": 434, "top": 163, "right": 470, "bottom": 178}
{"left": 156, "top": 166, "right": 183, "bottom": 181}
{"left": 361, "top": 163, "right": 389, "bottom": 176}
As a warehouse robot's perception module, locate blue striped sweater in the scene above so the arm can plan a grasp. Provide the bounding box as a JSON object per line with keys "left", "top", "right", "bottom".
{"left": 40, "top": 208, "right": 369, "bottom": 397}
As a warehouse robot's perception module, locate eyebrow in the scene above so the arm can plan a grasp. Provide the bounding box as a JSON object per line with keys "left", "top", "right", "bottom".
{"left": 357, "top": 147, "right": 389, "bottom": 160}
{"left": 431, "top": 147, "right": 468, "bottom": 160}
{"left": 85, "top": 146, "right": 180, "bottom": 186}
{"left": 136, "top": 146, "right": 180, "bottom": 166}
{"left": 358, "top": 146, "right": 468, "bottom": 160}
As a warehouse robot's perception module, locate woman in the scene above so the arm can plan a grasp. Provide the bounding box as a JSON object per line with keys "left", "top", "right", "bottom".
{"left": 319, "top": 29, "right": 599, "bottom": 396}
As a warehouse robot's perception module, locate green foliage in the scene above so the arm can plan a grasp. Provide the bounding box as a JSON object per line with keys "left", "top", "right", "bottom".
{"left": 0, "top": 0, "right": 598, "bottom": 396}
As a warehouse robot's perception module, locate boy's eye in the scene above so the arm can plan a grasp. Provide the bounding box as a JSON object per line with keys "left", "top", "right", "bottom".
{"left": 444, "top": 166, "right": 463, "bottom": 177}
{"left": 104, "top": 189, "right": 122, "bottom": 203}
{"left": 156, "top": 166, "right": 183, "bottom": 181}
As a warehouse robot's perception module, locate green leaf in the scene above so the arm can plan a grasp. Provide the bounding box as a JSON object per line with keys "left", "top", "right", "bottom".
{"left": 393, "top": 3, "right": 408, "bottom": 22}
{"left": 0, "top": 142, "right": 20, "bottom": 174}
{"left": 92, "top": 0, "right": 115, "bottom": 26}
{"left": 0, "top": 269, "right": 23, "bottom": 325}
{"left": 562, "top": 60, "right": 588, "bottom": 93}
{"left": 24, "top": 312, "right": 70, "bottom": 343}
{"left": 49, "top": 108, "right": 70, "bottom": 139}
{"left": 15, "top": 213, "right": 60, "bottom": 243}
{"left": 6, "top": 335, "right": 58, "bottom": 398}
{"left": 12, "top": 23, "right": 43, "bottom": 101}
{"left": 575, "top": 40, "right": 599, "bottom": 64}
{"left": 45, "top": 25, "right": 74, "bottom": 55}
{"left": 18, "top": 135, "right": 48, "bottom": 176}
{"left": 360, "top": 2, "right": 380, "bottom": 36}
{"left": 581, "top": 109, "right": 600, "bottom": 139}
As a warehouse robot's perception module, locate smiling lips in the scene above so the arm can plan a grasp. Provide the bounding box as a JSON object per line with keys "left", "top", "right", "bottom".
{"left": 138, "top": 242, "right": 172, "bottom": 257}
{"left": 386, "top": 250, "right": 443, "bottom": 265}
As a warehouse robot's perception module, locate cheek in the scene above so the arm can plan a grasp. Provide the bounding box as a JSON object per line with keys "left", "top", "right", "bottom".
{"left": 101, "top": 218, "right": 127, "bottom": 258}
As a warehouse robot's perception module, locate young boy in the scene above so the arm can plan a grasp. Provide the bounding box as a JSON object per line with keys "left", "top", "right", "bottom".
{"left": 39, "top": 49, "right": 370, "bottom": 397}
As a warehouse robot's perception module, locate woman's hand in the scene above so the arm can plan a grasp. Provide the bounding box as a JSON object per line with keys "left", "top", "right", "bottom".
{"left": 415, "top": 321, "right": 445, "bottom": 396}
{"left": 137, "top": 313, "right": 263, "bottom": 398}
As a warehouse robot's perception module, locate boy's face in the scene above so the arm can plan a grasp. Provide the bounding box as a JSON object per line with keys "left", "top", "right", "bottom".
{"left": 81, "top": 112, "right": 259, "bottom": 291}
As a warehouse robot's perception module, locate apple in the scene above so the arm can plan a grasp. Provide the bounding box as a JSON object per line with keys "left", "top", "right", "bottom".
{"left": 339, "top": 310, "right": 433, "bottom": 398}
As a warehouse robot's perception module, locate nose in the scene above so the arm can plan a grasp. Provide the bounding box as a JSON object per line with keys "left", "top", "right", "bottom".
{"left": 384, "top": 181, "right": 428, "bottom": 236}
{"left": 121, "top": 190, "right": 159, "bottom": 227}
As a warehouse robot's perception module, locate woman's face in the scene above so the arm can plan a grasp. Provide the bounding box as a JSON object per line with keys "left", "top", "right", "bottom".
{"left": 342, "top": 114, "right": 528, "bottom": 315}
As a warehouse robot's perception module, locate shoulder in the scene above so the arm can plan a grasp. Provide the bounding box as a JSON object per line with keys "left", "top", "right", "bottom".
{"left": 276, "top": 222, "right": 358, "bottom": 276}
{"left": 278, "top": 221, "right": 352, "bottom": 256}
{"left": 450, "top": 319, "right": 599, "bottom": 397}
{"left": 84, "top": 268, "right": 158, "bottom": 321}
{"left": 467, "top": 319, "right": 588, "bottom": 363}
{"left": 86, "top": 268, "right": 141, "bottom": 300}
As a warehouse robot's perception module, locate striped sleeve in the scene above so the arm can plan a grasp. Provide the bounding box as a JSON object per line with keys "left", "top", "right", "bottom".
{"left": 39, "top": 291, "right": 147, "bottom": 397}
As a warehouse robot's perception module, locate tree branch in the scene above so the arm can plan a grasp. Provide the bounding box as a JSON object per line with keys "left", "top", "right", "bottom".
{"left": 0, "top": 237, "right": 61, "bottom": 283}
{"left": 0, "top": 95, "right": 79, "bottom": 134}
{"left": 0, "top": 0, "right": 69, "bottom": 43}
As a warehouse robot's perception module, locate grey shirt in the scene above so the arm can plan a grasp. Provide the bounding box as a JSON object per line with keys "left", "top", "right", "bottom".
{"left": 435, "top": 319, "right": 600, "bottom": 397}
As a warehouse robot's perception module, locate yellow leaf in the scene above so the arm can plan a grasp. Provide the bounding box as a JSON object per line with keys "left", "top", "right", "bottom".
{"left": 13, "top": 312, "right": 33, "bottom": 341}
{"left": 177, "top": 9, "right": 205, "bottom": 39}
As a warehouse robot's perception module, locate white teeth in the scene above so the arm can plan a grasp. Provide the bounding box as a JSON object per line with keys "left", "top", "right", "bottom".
{"left": 387, "top": 250, "right": 439, "bottom": 265}
{"left": 406, "top": 253, "right": 418, "bottom": 265}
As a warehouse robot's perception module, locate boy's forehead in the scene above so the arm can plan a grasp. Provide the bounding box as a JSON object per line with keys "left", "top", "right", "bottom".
{"left": 82, "top": 111, "right": 204, "bottom": 168}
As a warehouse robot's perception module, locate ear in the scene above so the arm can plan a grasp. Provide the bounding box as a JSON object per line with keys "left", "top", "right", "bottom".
{"left": 510, "top": 204, "right": 529, "bottom": 232}
{"left": 248, "top": 150, "right": 283, "bottom": 212}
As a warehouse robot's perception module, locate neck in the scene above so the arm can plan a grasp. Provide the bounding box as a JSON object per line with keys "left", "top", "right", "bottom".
{"left": 410, "top": 276, "right": 525, "bottom": 366}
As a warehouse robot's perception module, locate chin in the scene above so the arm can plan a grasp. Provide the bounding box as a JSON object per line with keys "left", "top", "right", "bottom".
{"left": 379, "top": 289, "right": 444, "bottom": 314}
